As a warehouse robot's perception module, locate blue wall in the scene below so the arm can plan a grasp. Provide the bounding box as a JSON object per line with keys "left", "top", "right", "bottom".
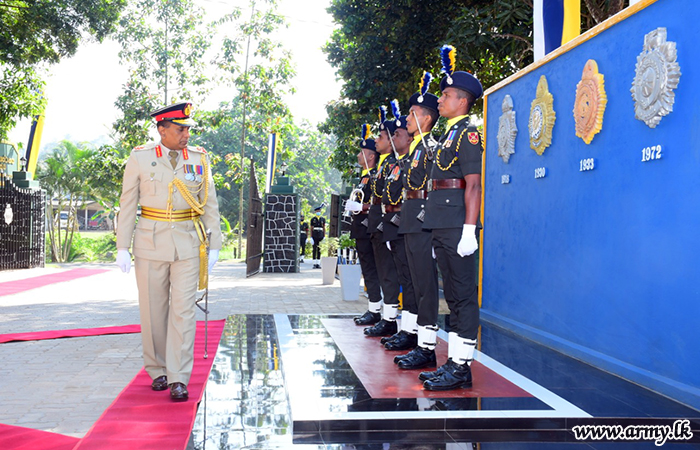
{"left": 482, "top": 0, "right": 700, "bottom": 410}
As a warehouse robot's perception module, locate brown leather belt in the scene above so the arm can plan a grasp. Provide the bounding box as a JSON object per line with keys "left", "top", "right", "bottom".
{"left": 404, "top": 189, "right": 428, "bottom": 200}
{"left": 372, "top": 197, "right": 382, "bottom": 205}
{"left": 428, "top": 178, "right": 466, "bottom": 191}
{"left": 384, "top": 204, "right": 401, "bottom": 213}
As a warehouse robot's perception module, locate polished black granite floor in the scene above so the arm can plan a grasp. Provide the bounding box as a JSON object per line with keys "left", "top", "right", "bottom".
{"left": 188, "top": 314, "right": 700, "bottom": 449}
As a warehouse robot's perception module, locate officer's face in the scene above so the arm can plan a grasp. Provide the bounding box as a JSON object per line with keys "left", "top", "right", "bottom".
{"left": 393, "top": 128, "right": 412, "bottom": 154}
{"left": 159, "top": 123, "right": 191, "bottom": 150}
{"left": 438, "top": 87, "right": 468, "bottom": 119}
{"left": 375, "top": 130, "right": 392, "bottom": 154}
{"left": 357, "top": 149, "right": 376, "bottom": 169}
{"left": 407, "top": 105, "right": 429, "bottom": 135}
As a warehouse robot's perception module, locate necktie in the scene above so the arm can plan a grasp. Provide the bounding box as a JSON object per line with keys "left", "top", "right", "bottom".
{"left": 169, "top": 150, "right": 179, "bottom": 169}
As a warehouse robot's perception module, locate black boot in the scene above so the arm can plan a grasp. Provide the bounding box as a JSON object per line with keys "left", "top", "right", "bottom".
{"left": 364, "top": 319, "right": 398, "bottom": 337}
{"left": 381, "top": 330, "right": 405, "bottom": 345}
{"left": 418, "top": 358, "right": 455, "bottom": 381}
{"left": 398, "top": 346, "right": 436, "bottom": 370}
{"left": 354, "top": 310, "right": 381, "bottom": 326}
{"left": 393, "top": 347, "right": 415, "bottom": 364}
{"left": 423, "top": 361, "right": 473, "bottom": 391}
{"left": 384, "top": 331, "right": 418, "bottom": 351}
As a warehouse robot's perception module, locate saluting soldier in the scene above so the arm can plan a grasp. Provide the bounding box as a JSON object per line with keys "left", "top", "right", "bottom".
{"left": 346, "top": 125, "right": 383, "bottom": 325}
{"left": 310, "top": 204, "right": 326, "bottom": 268}
{"left": 116, "top": 102, "right": 222, "bottom": 401}
{"left": 420, "top": 46, "right": 484, "bottom": 391}
{"left": 378, "top": 101, "right": 419, "bottom": 352}
{"left": 362, "top": 107, "right": 400, "bottom": 336}
{"left": 393, "top": 72, "right": 442, "bottom": 370}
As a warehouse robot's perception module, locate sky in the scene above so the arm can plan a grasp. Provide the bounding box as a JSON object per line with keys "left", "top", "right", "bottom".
{"left": 7, "top": 0, "right": 342, "bottom": 154}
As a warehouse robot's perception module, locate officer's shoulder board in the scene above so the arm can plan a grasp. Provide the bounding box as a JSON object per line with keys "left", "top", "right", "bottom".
{"left": 132, "top": 142, "right": 157, "bottom": 153}
{"left": 190, "top": 146, "right": 207, "bottom": 154}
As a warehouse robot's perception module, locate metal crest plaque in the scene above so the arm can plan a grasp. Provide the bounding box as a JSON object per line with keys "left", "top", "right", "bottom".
{"left": 529, "top": 75, "right": 556, "bottom": 156}
{"left": 574, "top": 60, "right": 607, "bottom": 144}
{"left": 497, "top": 95, "right": 518, "bottom": 163}
{"left": 631, "top": 27, "right": 681, "bottom": 128}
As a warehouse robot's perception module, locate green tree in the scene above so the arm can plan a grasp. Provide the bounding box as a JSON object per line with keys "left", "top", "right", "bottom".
{"left": 0, "top": 0, "right": 126, "bottom": 140}
{"left": 36, "top": 140, "right": 98, "bottom": 262}
{"left": 76, "top": 144, "right": 127, "bottom": 229}
{"left": 112, "top": 0, "right": 213, "bottom": 149}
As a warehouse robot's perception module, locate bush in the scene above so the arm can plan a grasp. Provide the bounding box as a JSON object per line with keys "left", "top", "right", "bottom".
{"left": 68, "top": 233, "right": 117, "bottom": 262}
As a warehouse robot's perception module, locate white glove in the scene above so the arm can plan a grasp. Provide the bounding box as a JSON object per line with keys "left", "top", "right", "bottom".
{"left": 431, "top": 247, "right": 436, "bottom": 259}
{"left": 208, "top": 249, "right": 219, "bottom": 272}
{"left": 308, "top": 237, "right": 314, "bottom": 245}
{"left": 386, "top": 241, "right": 392, "bottom": 250}
{"left": 116, "top": 249, "right": 131, "bottom": 274}
{"left": 344, "top": 200, "right": 363, "bottom": 212}
{"left": 457, "top": 224, "right": 478, "bottom": 257}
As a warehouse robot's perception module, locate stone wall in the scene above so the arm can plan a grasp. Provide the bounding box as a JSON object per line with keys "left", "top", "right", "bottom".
{"left": 263, "top": 194, "right": 298, "bottom": 273}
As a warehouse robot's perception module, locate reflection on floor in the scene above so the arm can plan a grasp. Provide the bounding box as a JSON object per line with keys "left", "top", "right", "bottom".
{"left": 189, "top": 314, "right": 700, "bottom": 449}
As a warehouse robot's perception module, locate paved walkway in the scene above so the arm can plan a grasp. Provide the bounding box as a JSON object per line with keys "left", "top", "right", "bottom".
{"left": 0, "top": 260, "right": 447, "bottom": 438}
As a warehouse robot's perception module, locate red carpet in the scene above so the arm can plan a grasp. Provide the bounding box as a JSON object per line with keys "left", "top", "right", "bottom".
{"left": 0, "top": 268, "right": 110, "bottom": 297}
{"left": 73, "top": 319, "right": 225, "bottom": 450}
{"left": 322, "top": 318, "right": 532, "bottom": 399}
{"left": 0, "top": 425, "right": 79, "bottom": 450}
{"left": 0, "top": 325, "right": 142, "bottom": 344}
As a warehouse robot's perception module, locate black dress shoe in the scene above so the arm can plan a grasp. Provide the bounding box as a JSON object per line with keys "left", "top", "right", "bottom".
{"left": 384, "top": 331, "right": 417, "bottom": 351}
{"left": 393, "top": 347, "right": 415, "bottom": 364}
{"left": 423, "top": 361, "right": 472, "bottom": 391}
{"left": 151, "top": 375, "right": 168, "bottom": 391}
{"left": 170, "top": 382, "right": 189, "bottom": 401}
{"left": 418, "top": 358, "right": 455, "bottom": 381}
{"left": 354, "top": 310, "right": 381, "bottom": 326}
{"left": 398, "top": 346, "right": 436, "bottom": 370}
{"left": 380, "top": 330, "right": 403, "bottom": 344}
{"left": 364, "top": 319, "right": 397, "bottom": 337}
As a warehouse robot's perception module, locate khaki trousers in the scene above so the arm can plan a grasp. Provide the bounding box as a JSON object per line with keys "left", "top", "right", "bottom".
{"left": 134, "top": 256, "right": 199, "bottom": 386}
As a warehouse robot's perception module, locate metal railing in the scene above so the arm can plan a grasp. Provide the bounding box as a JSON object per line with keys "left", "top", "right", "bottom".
{"left": 0, "top": 174, "right": 45, "bottom": 271}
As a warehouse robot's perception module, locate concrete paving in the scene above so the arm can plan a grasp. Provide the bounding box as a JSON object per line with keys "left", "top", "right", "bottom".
{"left": 0, "top": 260, "right": 447, "bottom": 438}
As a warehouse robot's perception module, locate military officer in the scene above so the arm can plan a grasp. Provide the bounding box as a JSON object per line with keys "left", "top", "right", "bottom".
{"left": 420, "top": 46, "right": 484, "bottom": 391}
{"left": 378, "top": 103, "right": 419, "bottom": 352}
{"left": 310, "top": 204, "right": 326, "bottom": 268}
{"left": 299, "top": 214, "right": 308, "bottom": 262}
{"left": 363, "top": 107, "right": 400, "bottom": 336}
{"left": 347, "top": 125, "right": 383, "bottom": 325}
{"left": 393, "top": 72, "right": 442, "bottom": 370}
{"left": 116, "top": 102, "right": 222, "bottom": 401}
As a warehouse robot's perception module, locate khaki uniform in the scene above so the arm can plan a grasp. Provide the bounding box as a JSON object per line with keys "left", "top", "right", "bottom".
{"left": 117, "top": 141, "right": 222, "bottom": 385}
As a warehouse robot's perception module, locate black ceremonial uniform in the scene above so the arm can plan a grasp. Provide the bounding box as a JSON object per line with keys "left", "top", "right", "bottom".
{"left": 423, "top": 117, "right": 482, "bottom": 341}
{"left": 350, "top": 171, "right": 382, "bottom": 305}
{"left": 382, "top": 156, "right": 417, "bottom": 317}
{"left": 369, "top": 153, "right": 400, "bottom": 308}
{"left": 300, "top": 219, "right": 308, "bottom": 257}
{"left": 400, "top": 133, "right": 439, "bottom": 327}
{"left": 310, "top": 215, "right": 326, "bottom": 260}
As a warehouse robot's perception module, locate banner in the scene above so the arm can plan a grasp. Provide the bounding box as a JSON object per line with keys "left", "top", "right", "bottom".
{"left": 265, "top": 132, "right": 278, "bottom": 193}
{"left": 534, "top": 0, "right": 581, "bottom": 60}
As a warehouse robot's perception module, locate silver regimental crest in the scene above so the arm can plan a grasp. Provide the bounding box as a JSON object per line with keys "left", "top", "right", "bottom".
{"left": 631, "top": 28, "right": 681, "bottom": 128}
{"left": 497, "top": 95, "right": 517, "bottom": 163}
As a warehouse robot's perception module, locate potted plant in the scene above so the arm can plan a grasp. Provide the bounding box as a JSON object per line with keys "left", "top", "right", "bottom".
{"left": 319, "top": 237, "right": 338, "bottom": 285}
{"left": 337, "top": 232, "right": 362, "bottom": 301}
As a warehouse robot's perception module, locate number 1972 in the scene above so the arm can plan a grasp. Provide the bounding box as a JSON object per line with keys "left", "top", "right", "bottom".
{"left": 642, "top": 145, "right": 662, "bottom": 162}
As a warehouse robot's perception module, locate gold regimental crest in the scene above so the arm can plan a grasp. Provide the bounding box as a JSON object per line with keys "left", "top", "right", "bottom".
{"left": 631, "top": 28, "right": 681, "bottom": 129}
{"left": 529, "top": 75, "right": 556, "bottom": 156}
{"left": 497, "top": 95, "right": 517, "bottom": 163}
{"left": 574, "top": 60, "right": 607, "bottom": 144}
{"left": 184, "top": 103, "right": 192, "bottom": 116}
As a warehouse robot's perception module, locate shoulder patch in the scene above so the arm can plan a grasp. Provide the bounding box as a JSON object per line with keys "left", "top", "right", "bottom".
{"left": 468, "top": 132, "right": 480, "bottom": 145}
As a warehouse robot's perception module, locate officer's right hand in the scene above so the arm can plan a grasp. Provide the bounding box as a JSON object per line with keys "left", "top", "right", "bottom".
{"left": 116, "top": 249, "right": 132, "bottom": 274}
{"left": 344, "top": 200, "right": 363, "bottom": 212}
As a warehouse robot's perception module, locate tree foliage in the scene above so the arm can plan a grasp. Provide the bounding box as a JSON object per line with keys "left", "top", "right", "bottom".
{"left": 322, "top": 0, "right": 624, "bottom": 176}
{"left": 112, "top": 0, "right": 213, "bottom": 149}
{"left": 0, "top": 0, "right": 126, "bottom": 141}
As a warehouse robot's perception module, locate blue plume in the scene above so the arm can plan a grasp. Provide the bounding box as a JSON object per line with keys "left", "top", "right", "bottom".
{"left": 361, "top": 123, "right": 370, "bottom": 141}
{"left": 390, "top": 99, "right": 401, "bottom": 119}
{"left": 419, "top": 72, "right": 433, "bottom": 97}
{"left": 378, "top": 105, "right": 387, "bottom": 124}
{"left": 440, "top": 45, "right": 456, "bottom": 77}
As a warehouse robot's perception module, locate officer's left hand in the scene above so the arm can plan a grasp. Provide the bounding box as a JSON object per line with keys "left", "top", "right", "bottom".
{"left": 457, "top": 224, "right": 478, "bottom": 257}
{"left": 208, "top": 249, "right": 219, "bottom": 272}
